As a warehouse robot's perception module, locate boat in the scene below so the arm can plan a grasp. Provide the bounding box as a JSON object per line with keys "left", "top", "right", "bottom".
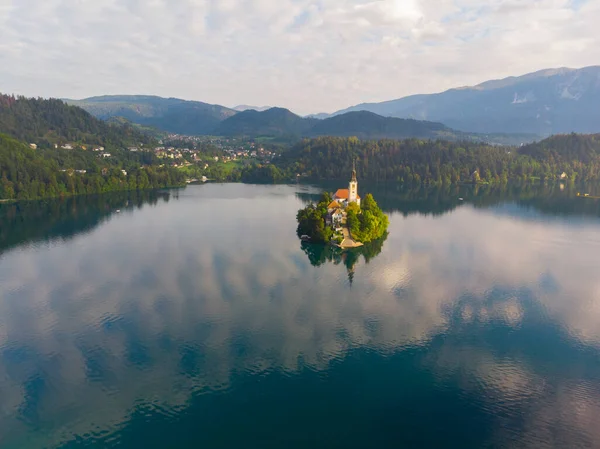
{"left": 300, "top": 235, "right": 311, "bottom": 241}
{"left": 458, "top": 198, "right": 464, "bottom": 201}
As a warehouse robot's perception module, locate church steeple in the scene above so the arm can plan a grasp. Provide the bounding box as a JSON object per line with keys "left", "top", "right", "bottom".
{"left": 348, "top": 159, "right": 359, "bottom": 204}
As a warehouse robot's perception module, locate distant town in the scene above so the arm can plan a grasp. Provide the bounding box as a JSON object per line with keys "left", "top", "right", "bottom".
{"left": 29, "top": 134, "right": 282, "bottom": 183}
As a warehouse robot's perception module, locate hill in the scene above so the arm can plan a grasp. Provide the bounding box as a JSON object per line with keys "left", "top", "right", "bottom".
{"left": 0, "top": 94, "right": 154, "bottom": 148}
{"left": 0, "top": 132, "right": 185, "bottom": 201}
{"left": 216, "top": 108, "right": 471, "bottom": 141}
{"left": 330, "top": 66, "right": 600, "bottom": 135}
{"left": 310, "top": 111, "right": 458, "bottom": 140}
{"left": 215, "top": 107, "right": 317, "bottom": 137}
{"left": 257, "top": 133, "right": 600, "bottom": 185}
{"left": 518, "top": 133, "right": 600, "bottom": 163}
{"left": 67, "top": 95, "right": 237, "bottom": 135}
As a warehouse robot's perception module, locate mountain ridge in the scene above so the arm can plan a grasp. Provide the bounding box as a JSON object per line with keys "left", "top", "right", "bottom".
{"left": 215, "top": 107, "right": 478, "bottom": 141}
{"left": 329, "top": 66, "right": 600, "bottom": 135}
{"left": 66, "top": 95, "right": 237, "bottom": 135}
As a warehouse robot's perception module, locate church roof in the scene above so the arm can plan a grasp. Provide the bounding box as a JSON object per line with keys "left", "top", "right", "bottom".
{"left": 333, "top": 189, "right": 349, "bottom": 199}
{"left": 333, "top": 189, "right": 360, "bottom": 201}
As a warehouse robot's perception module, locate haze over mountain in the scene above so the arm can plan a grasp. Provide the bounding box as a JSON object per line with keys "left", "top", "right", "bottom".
{"left": 329, "top": 66, "right": 600, "bottom": 136}
{"left": 233, "top": 105, "right": 272, "bottom": 112}
{"left": 66, "top": 96, "right": 236, "bottom": 136}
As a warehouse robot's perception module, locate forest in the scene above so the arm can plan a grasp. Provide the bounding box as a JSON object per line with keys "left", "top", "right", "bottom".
{"left": 0, "top": 94, "right": 154, "bottom": 149}
{"left": 238, "top": 134, "right": 600, "bottom": 185}
{"left": 0, "top": 95, "right": 188, "bottom": 201}
{"left": 0, "top": 134, "right": 186, "bottom": 200}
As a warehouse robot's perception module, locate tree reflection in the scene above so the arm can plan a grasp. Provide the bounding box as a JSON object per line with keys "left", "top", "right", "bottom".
{"left": 297, "top": 183, "right": 600, "bottom": 219}
{"left": 300, "top": 232, "right": 388, "bottom": 285}
{"left": 0, "top": 190, "right": 173, "bottom": 255}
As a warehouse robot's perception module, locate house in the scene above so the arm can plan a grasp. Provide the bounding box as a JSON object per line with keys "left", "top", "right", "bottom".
{"left": 560, "top": 172, "right": 568, "bottom": 180}
{"left": 29, "top": 143, "right": 37, "bottom": 150}
{"left": 327, "top": 200, "right": 342, "bottom": 212}
{"left": 101, "top": 153, "right": 112, "bottom": 158}
{"left": 61, "top": 144, "right": 73, "bottom": 150}
{"left": 331, "top": 208, "right": 345, "bottom": 224}
{"left": 75, "top": 169, "right": 87, "bottom": 174}
{"left": 121, "top": 170, "right": 128, "bottom": 176}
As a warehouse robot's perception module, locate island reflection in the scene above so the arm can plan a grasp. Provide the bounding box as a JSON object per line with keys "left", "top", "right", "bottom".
{"left": 300, "top": 233, "right": 388, "bottom": 285}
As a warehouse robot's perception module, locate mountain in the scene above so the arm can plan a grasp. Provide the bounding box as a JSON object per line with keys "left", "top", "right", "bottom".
{"left": 310, "top": 111, "right": 457, "bottom": 140}
{"left": 215, "top": 107, "right": 317, "bottom": 137}
{"left": 233, "top": 105, "right": 271, "bottom": 112}
{"left": 67, "top": 95, "right": 237, "bottom": 135}
{"left": 0, "top": 94, "right": 154, "bottom": 148}
{"left": 216, "top": 108, "right": 470, "bottom": 141}
{"left": 330, "top": 66, "right": 600, "bottom": 135}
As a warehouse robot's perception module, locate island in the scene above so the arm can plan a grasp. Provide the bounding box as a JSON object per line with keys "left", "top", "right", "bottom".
{"left": 296, "top": 164, "right": 389, "bottom": 248}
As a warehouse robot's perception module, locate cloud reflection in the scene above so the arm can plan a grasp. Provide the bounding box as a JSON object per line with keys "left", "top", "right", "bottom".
{"left": 0, "top": 184, "right": 600, "bottom": 447}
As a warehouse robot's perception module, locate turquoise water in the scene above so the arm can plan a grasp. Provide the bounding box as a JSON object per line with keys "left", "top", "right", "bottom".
{"left": 1, "top": 184, "right": 600, "bottom": 448}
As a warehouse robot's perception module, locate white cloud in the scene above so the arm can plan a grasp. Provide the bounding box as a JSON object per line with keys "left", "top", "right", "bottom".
{"left": 0, "top": 0, "right": 599, "bottom": 114}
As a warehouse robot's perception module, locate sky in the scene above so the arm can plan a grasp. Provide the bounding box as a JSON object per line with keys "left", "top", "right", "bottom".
{"left": 0, "top": 0, "right": 599, "bottom": 115}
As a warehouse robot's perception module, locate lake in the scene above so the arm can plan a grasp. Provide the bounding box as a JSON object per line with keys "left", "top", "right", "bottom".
{"left": 1, "top": 183, "right": 600, "bottom": 448}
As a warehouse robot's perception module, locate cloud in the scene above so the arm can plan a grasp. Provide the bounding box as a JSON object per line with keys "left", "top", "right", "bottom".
{"left": 0, "top": 0, "right": 599, "bottom": 114}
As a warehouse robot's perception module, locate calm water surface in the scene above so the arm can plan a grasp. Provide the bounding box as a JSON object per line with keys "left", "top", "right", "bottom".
{"left": 2, "top": 184, "right": 600, "bottom": 448}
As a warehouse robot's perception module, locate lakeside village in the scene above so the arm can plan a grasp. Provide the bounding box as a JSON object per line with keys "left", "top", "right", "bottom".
{"left": 296, "top": 165, "right": 389, "bottom": 249}
{"left": 33, "top": 135, "right": 279, "bottom": 178}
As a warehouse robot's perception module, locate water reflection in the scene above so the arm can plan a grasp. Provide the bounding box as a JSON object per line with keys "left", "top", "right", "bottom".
{"left": 0, "top": 190, "right": 174, "bottom": 255}
{"left": 300, "top": 234, "right": 388, "bottom": 285}
{"left": 298, "top": 182, "right": 600, "bottom": 219}
{"left": 1, "top": 184, "right": 600, "bottom": 448}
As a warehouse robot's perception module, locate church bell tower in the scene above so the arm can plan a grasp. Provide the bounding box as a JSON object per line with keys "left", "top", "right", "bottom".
{"left": 348, "top": 161, "right": 358, "bottom": 204}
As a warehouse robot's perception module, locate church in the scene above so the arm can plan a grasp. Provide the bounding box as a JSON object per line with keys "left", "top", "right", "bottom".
{"left": 331, "top": 164, "right": 361, "bottom": 207}
{"left": 326, "top": 164, "right": 361, "bottom": 228}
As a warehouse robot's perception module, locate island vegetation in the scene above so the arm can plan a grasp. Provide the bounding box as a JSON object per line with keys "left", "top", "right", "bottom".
{"left": 345, "top": 194, "right": 389, "bottom": 243}
{"left": 296, "top": 191, "right": 388, "bottom": 246}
